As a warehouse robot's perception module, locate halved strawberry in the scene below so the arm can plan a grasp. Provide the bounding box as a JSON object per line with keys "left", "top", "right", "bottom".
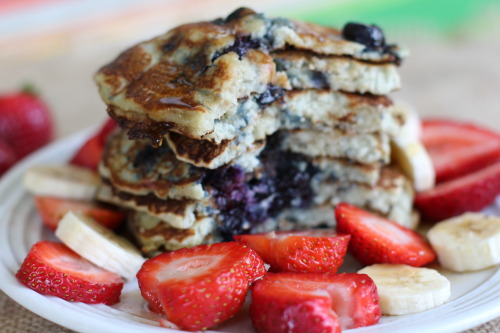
{"left": 234, "top": 230, "right": 350, "bottom": 274}
{"left": 422, "top": 119, "right": 500, "bottom": 183}
{"left": 16, "top": 241, "right": 123, "bottom": 304}
{"left": 70, "top": 118, "right": 117, "bottom": 170}
{"left": 415, "top": 160, "right": 500, "bottom": 221}
{"left": 335, "top": 203, "right": 435, "bottom": 266}
{"left": 250, "top": 272, "right": 380, "bottom": 332}
{"left": 96, "top": 118, "right": 118, "bottom": 145}
{"left": 136, "top": 242, "right": 265, "bottom": 330}
{"left": 34, "top": 196, "right": 124, "bottom": 231}
{"left": 69, "top": 135, "right": 103, "bottom": 171}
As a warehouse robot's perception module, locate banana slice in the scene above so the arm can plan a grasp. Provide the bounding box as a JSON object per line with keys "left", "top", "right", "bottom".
{"left": 23, "top": 165, "right": 99, "bottom": 200}
{"left": 56, "top": 211, "right": 146, "bottom": 280}
{"left": 427, "top": 212, "right": 500, "bottom": 272}
{"left": 358, "top": 264, "right": 450, "bottom": 315}
{"left": 391, "top": 103, "right": 435, "bottom": 192}
{"left": 392, "top": 102, "right": 422, "bottom": 142}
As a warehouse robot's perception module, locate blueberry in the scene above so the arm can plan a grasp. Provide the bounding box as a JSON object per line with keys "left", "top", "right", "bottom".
{"left": 202, "top": 132, "right": 318, "bottom": 239}
{"left": 310, "top": 71, "right": 329, "bottom": 89}
{"left": 133, "top": 144, "right": 170, "bottom": 173}
{"left": 342, "top": 22, "right": 385, "bottom": 49}
{"left": 212, "top": 35, "right": 261, "bottom": 62}
{"left": 225, "top": 7, "right": 254, "bottom": 23}
{"left": 256, "top": 85, "right": 284, "bottom": 105}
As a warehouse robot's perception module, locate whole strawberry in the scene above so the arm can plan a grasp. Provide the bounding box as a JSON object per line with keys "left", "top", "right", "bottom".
{"left": 0, "top": 139, "right": 17, "bottom": 176}
{"left": 0, "top": 89, "right": 53, "bottom": 160}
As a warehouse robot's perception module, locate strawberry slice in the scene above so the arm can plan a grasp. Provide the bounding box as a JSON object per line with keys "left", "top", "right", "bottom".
{"left": 34, "top": 196, "right": 125, "bottom": 231}
{"left": 422, "top": 119, "right": 500, "bottom": 183}
{"left": 96, "top": 118, "right": 118, "bottom": 145}
{"left": 16, "top": 241, "right": 123, "bottom": 304}
{"left": 69, "top": 135, "right": 103, "bottom": 171}
{"left": 415, "top": 160, "right": 500, "bottom": 221}
{"left": 335, "top": 203, "right": 436, "bottom": 266}
{"left": 250, "top": 272, "right": 380, "bottom": 332}
{"left": 234, "top": 230, "right": 350, "bottom": 274}
{"left": 70, "top": 118, "right": 117, "bottom": 170}
{"left": 136, "top": 242, "right": 265, "bottom": 330}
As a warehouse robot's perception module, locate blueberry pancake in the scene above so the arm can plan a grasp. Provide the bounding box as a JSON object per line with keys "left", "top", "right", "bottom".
{"left": 163, "top": 90, "right": 402, "bottom": 169}
{"left": 97, "top": 129, "right": 414, "bottom": 254}
{"left": 94, "top": 8, "right": 417, "bottom": 255}
{"left": 272, "top": 50, "right": 401, "bottom": 95}
{"left": 95, "top": 7, "right": 405, "bottom": 144}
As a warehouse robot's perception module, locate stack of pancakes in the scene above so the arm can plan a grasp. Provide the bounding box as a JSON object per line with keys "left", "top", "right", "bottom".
{"left": 94, "top": 8, "right": 413, "bottom": 255}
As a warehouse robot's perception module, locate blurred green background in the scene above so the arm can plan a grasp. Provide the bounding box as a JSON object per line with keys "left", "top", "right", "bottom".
{"left": 281, "top": 0, "right": 500, "bottom": 41}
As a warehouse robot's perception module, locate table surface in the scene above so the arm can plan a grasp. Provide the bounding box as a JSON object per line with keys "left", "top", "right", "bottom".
{"left": 1, "top": 2, "right": 500, "bottom": 332}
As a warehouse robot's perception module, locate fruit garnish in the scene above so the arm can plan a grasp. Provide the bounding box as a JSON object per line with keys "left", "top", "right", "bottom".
{"left": 96, "top": 118, "right": 118, "bottom": 145}
{"left": 70, "top": 118, "right": 117, "bottom": 170}
{"left": 0, "top": 139, "right": 17, "bottom": 176}
{"left": 250, "top": 272, "right": 381, "bottom": 332}
{"left": 427, "top": 212, "right": 500, "bottom": 272}
{"left": 23, "top": 165, "right": 99, "bottom": 200}
{"left": 342, "top": 22, "right": 385, "bottom": 49}
{"left": 391, "top": 104, "right": 435, "bottom": 192}
{"left": 422, "top": 119, "right": 500, "bottom": 183}
{"left": 335, "top": 203, "right": 436, "bottom": 266}
{"left": 136, "top": 242, "right": 265, "bottom": 330}
{"left": 70, "top": 136, "right": 103, "bottom": 171}
{"left": 415, "top": 161, "right": 500, "bottom": 221}
{"left": 358, "top": 264, "right": 450, "bottom": 315}
{"left": 0, "top": 90, "right": 53, "bottom": 160}
{"left": 16, "top": 241, "right": 123, "bottom": 305}
{"left": 234, "top": 230, "right": 350, "bottom": 274}
{"left": 55, "top": 212, "right": 145, "bottom": 280}
{"left": 34, "top": 196, "right": 124, "bottom": 231}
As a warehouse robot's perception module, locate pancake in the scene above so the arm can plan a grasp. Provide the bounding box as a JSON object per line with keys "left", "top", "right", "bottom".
{"left": 128, "top": 211, "right": 218, "bottom": 256}
{"left": 273, "top": 50, "right": 401, "bottom": 95}
{"left": 281, "top": 129, "right": 391, "bottom": 164}
{"left": 165, "top": 89, "right": 401, "bottom": 169}
{"left": 272, "top": 89, "right": 400, "bottom": 135}
{"left": 99, "top": 130, "right": 206, "bottom": 200}
{"left": 96, "top": 181, "right": 211, "bottom": 229}
{"left": 312, "top": 167, "right": 414, "bottom": 228}
{"left": 311, "top": 157, "right": 381, "bottom": 186}
{"left": 95, "top": 7, "right": 405, "bottom": 144}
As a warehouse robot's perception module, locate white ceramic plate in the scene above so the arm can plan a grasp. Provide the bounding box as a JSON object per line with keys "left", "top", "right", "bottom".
{"left": 0, "top": 130, "right": 499, "bottom": 333}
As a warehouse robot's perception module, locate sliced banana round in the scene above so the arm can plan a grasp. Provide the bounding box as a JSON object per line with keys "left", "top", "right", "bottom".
{"left": 358, "top": 264, "right": 450, "bottom": 315}
{"left": 391, "top": 103, "right": 435, "bottom": 192}
{"left": 23, "top": 165, "right": 99, "bottom": 200}
{"left": 56, "top": 211, "right": 146, "bottom": 280}
{"left": 391, "top": 141, "right": 435, "bottom": 192}
{"left": 427, "top": 212, "right": 500, "bottom": 272}
{"left": 391, "top": 102, "right": 422, "bottom": 142}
